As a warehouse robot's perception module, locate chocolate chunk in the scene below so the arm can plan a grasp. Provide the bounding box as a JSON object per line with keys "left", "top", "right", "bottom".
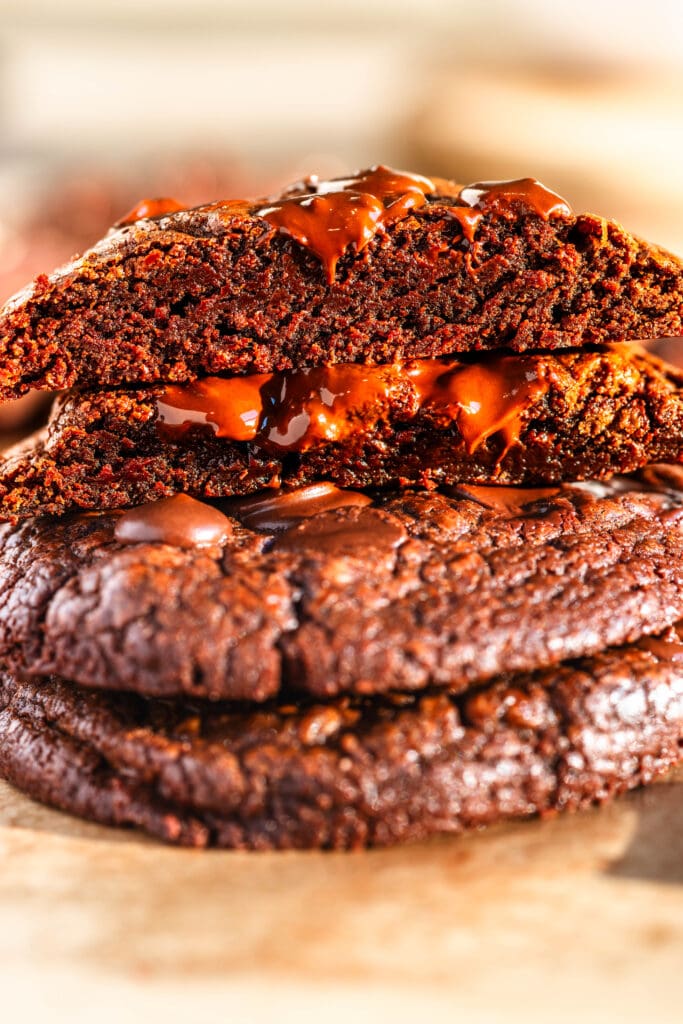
{"left": 271, "top": 507, "right": 406, "bottom": 555}
{"left": 114, "top": 494, "right": 231, "bottom": 548}
{"left": 224, "top": 483, "right": 371, "bottom": 532}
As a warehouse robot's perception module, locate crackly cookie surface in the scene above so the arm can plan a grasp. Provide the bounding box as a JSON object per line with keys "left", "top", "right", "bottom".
{"left": 1, "top": 344, "right": 682, "bottom": 519}
{"left": 2, "top": 169, "right": 683, "bottom": 398}
{"left": 2, "top": 474, "right": 683, "bottom": 701}
{"left": 1, "top": 620, "right": 682, "bottom": 848}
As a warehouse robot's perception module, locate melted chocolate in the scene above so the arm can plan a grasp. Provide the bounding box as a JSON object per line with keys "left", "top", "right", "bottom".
{"left": 451, "top": 178, "right": 572, "bottom": 241}
{"left": 114, "top": 494, "right": 231, "bottom": 548}
{"left": 255, "top": 165, "right": 435, "bottom": 282}
{"left": 637, "top": 625, "right": 683, "bottom": 663}
{"left": 156, "top": 354, "right": 549, "bottom": 458}
{"left": 114, "top": 172, "right": 573, "bottom": 275}
{"left": 569, "top": 475, "right": 677, "bottom": 501}
{"left": 272, "top": 508, "right": 406, "bottom": 555}
{"left": 158, "top": 374, "right": 272, "bottom": 441}
{"left": 453, "top": 484, "right": 562, "bottom": 513}
{"left": 113, "top": 173, "right": 573, "bottom": 277}
{"left": 116, "top": 197, "right": 185, "bottom": 227}
{"left": 224, "top": 482, "right": 371, "bottom": 532}
{"left": 260, "top": 364, "right": 405, "bottom": 451}
{"left": 408, "top": 358, "right": 547, "bottom": 457}
{"left": 459, "top": 178, "right": 572, "bottom": 218}
{"left": 637, "top": 463, "right": 683, "bottom": 494}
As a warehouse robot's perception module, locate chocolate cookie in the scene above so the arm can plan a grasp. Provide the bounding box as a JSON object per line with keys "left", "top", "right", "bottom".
{"left": 1, "top": 344, "right": 682, "bottom": 519}
{"left": 2, "top": 620, "right": 682, "bottom": 848}
{"left": 2, "top": 168, "right": 683, "bottom": 398}
{"left": 2, "top": 477, "right": 683, "bottom": 701}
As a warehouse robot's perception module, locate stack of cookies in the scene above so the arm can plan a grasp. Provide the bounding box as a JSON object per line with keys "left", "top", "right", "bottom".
{"left": 1, "top": 166, "right": 683, "bottom": 849}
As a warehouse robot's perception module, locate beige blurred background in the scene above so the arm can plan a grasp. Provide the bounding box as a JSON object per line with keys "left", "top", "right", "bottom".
{"left": 1, "top": 0, "right": 683, "bottom": 277}
{"left": 0, "top": 0, "right": 682, "bottom": 426}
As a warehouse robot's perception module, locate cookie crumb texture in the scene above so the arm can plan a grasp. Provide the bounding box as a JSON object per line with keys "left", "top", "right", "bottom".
{"left": 2, "top": 175, "right": 683, "bottom": 397}
{"left": 1, "top": 622, "right": 682, "bottom": 848}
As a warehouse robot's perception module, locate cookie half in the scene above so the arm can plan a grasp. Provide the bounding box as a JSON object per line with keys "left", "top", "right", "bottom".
{"left": 1, "top": 621, "right": 682, "bottom": 848}
{"left": 1, "top": 345, "right": 683, "bottom": 519}
{"left": 2, "top": 169, "right": 683, "bottom": 398}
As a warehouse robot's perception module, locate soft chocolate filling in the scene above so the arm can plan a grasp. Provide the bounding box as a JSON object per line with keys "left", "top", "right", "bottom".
{"left": 156, "top": 352, "right": 550, "bottom": 457}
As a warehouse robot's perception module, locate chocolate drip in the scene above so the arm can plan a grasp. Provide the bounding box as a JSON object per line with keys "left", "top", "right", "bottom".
{"left": 259, "top": 364, "right": 405, "bottom": 451}
{"left": 408, "top": 358, "right": 547, "bottom": 457}
{"left": 113, "top": 173, "right": 572, "bottom": 274}
{"left": 255, "top": 165, "right": 435, "bottom": 282}
{"left": 451, "top": 177, "right": 572, "bottom": 241}
{"left": 114, "top": 494, "right": 231, "bottom": 548}
{"left": 157, "top": 374, "right": 272, "bottom": 441}
{"left": 156, "top": 354, "right": 549, "bottom": 458}
{"left": 459, "top": 178, "right": 572, "bottom": 219}
{"left": 116, "top": 197, "right": 185, "bottom": 227}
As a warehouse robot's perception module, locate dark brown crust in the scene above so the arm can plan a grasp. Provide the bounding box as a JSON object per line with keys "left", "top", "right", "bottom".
{"left": 2, "top": 475, "right": 683, "bottom": 700}
{"left": 2, "top": 181, "right": 683, "bottom": 398}
{"left": 1, "top": 621, "right": 682, "bottom": 848}
{"left": 1, "top": 345, "right": 683, "bottom": 519}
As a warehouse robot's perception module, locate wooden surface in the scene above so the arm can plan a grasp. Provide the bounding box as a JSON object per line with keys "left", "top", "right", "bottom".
{"left": 2, "top": 771, "right": 683, "bottom": 1024}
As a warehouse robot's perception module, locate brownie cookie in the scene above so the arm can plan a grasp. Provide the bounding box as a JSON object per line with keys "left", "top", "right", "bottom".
{"left": 1, "top": 344, "right": 682, "bottom": 519}
{"left": 2, "top": 477, "right": 683, "bottom": 701}
{"left": 2, "top": 620, "right": 683, "bottom": 848}
{"left": 2, "top": 168, "right": 683, "bottom": 398}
